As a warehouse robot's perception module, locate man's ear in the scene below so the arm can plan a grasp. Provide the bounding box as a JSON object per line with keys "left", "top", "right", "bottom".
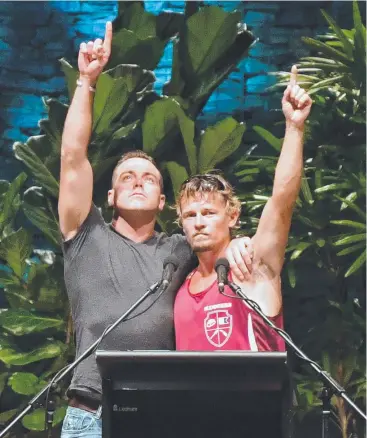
{"left": 228, "top": 210, "right": 240, "bottom": 229}
{"left": 107, "top": 189, "right": 114, "bottom": 207}
{"left": 158, "top": 194, "right": 166, "bottom": 212}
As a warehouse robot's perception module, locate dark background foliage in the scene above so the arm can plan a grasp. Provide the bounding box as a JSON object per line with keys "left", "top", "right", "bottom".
{"left": 0, "top": 2, "right": 365, "bottom": 437}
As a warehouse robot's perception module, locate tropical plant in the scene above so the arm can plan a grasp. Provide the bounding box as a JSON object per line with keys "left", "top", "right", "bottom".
{"left": 234, "top": 2, "right": 366, "bottom": 437}
{"left": 0, "top": 2, "right": 255, "bottom": 435}
{"left": 14, "top": 2, "right": 254, "bottom": 237}
{"left": 0, "top": 174, "right": 71, "bottom": 435}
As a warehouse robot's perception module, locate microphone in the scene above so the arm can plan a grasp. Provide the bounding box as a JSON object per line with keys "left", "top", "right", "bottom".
{"left": 161, "top": 255, "right": 179, "bottom": 289}
{"left": 215, "top": 258, "right": 230, "bottom": 293}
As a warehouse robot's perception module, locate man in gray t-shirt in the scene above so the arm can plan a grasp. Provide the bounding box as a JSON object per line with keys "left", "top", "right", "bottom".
{"left": 58, "top": 22, "right": 253, "bottom": 438}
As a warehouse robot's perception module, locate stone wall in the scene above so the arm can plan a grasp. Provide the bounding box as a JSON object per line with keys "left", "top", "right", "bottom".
{"left": 0, "top": 1, "right": 116, "bottom": 181}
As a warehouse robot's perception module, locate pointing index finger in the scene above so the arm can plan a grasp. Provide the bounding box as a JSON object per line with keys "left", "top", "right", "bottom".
{"left": 103, "top": 21, "right": 113, "bottom": 53}
{"left": 290, "top": 64, "right": 298, "bottom": 86}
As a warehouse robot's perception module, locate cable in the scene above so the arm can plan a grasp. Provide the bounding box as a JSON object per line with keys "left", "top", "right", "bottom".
{"left": 219, "top": 288, "right": 320, "bottom": 368}
{"left": 43, "top": 282, "right": 168, "bottom": 430}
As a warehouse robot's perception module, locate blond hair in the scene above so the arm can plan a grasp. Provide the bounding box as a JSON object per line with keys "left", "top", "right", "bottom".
{"left": 176, "top": 173, "right": 241, "bottom": 228}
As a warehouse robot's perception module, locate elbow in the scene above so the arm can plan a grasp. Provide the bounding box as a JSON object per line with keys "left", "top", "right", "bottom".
{"left": 60, "top": 146, "right": 86, "bottom": 167}
{"left": 272, "top": 187, "right": 298, "bottom": 211}
{"left": 273, "top": 175, "right": 301, "bottom": 202}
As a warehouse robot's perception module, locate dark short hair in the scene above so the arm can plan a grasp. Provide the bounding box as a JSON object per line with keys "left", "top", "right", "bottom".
{"left": 111, "top": 150, "right": 163, "bottom": 191}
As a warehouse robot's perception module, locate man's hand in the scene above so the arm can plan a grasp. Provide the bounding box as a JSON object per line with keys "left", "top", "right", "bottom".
{"left": 282, "top": 65, "right": 312, "bottom": 128}
{"left": 225, "top": 237, "right": 254, "bottom": 281}
{"left": 78, "top": 21, "right": 113, "bottom": 85}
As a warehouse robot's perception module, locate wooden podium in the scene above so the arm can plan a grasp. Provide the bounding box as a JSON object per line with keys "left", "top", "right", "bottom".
{"left": 96, "top": 350, "right": 292, "bottom": 438}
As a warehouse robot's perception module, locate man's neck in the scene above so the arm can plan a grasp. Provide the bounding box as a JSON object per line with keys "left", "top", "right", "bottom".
{"left": 196, "top": 242, "right": 230, "bottom": 277}
{"left": 112, "top": 213, "right": 156, "bottom": 243}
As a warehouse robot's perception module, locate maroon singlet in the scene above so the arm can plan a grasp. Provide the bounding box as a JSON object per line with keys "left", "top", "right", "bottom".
{"left": 174, "top": 270, "right": 285, "bottom": 351}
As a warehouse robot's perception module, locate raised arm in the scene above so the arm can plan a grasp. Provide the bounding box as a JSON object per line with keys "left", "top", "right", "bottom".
{"left": 253, "top": 65, "right": 312, "bottom": 275}
{"left": 58, "top": 22, "right": 112, "bottom": 240}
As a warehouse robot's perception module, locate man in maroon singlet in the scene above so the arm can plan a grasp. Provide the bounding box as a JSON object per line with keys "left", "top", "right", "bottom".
{"left": 174, "top": 65, "right": 312, "bottom": 351}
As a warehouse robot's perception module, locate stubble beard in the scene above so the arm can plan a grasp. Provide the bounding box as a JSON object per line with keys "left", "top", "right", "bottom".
{"left": 191, "top": 242, "right": 214, "bottom": 253}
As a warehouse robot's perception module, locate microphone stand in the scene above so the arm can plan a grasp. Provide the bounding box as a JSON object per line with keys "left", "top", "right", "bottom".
{"left": 226, "top": 280, "right": 366, "bottom": 435}
{"left": 0, "top": 281, "right": 162, "bottom": 438}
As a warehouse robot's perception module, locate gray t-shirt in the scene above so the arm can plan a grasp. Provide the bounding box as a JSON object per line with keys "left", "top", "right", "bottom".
{"left": 62, "top": 205, "right": 194, "bottom": 401}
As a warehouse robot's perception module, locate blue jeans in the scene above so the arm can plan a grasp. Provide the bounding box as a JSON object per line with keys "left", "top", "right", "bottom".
{"left": 61, "top": 406, "right": 102, "bottom": 438}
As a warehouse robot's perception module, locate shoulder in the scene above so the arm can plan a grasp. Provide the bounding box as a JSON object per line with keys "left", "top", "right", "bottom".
{"left": 62, "top": 204, "right": 108, "bottom": 259}
{"left": 156, "top": 233, "right": 190, "bottom": 254}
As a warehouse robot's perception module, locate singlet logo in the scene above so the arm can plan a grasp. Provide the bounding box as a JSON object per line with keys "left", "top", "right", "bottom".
{"left": 204, "top": 309, "right": 233, "bottom": 347}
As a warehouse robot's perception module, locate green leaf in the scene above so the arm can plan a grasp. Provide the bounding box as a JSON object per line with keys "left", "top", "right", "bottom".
{"left": 60, "top": 58, "right": 78, "bottom": 100}
{"left": 13, "top": 140, "right": 59, "bottom": 198}
{"left": 92, "top": 156, "right": 120, "bottom": 183}
{"left": 0, "top": 180, "right": 10, "bottom": 199}
{"left": 334, "top": 195, "right": 366, "bottom": 219}
{"left": 339, "top": 192, "right": 357, "bottom": 211}
{"left": 93, "top": 77, "right": 129, "bottom": 135}
{"left": 198, "top": 117, "right": 245, "bottom": 172}
{"left": 22, "top": 187, "right": 60, "bottom": 248}
{"left": 320, "top": 9, "right": 354, "bottom": 59}
{"left": 0, "top": 310, "right": 64, "bottom": 336}
{"left": 93, "top": 65, "right": 155, "bottom": 134}
{"left": 298, "top": 58, "right": 349, "bottom": 71}
{"left": 330, "top": 220, "right": 366, "bottom": 231}
{"left": 8, "top": 372, "right": 46, "bottom": 396}
{"left": 166, "top": 26, "right": 254, "bottom": 116}
{"left": 290, "top": 242, "right": 312, "bottom": 260}
{"left": 334, "top": 233, "right": 365, "bottom": 246}
{"left": 120, "top": 3, "right": 157, "bottom": 39}
{"left": 112, "top": 120, "right": 140, "bottom": 140}
{"left": 0, "top": 341, "right": 64, "bottom": 366}
{"left": 0, "top": 409, "right": 18, "bottom": 425}
{"left": 0, "top": 268, "right": 20, "bottom": 288}
{"left": 314, "top": 183, "right": 352, "bottom": 193}
{"left": 287, "top": 263, "right": 297, "bottom": 288}
{"left": 0, "top": 228, "right": 32, "bottom": 277}
{"left": 302, "top": 36, "right": 351, "bottom": 63}
{"left": 0, "top": 372, "right": 8, "bottom": 394}
{"left": 352, "top": 0, "right": 366, "bottom": 62}
{"left": 345, "top": 249, "right": 366, "bottom": 277}
{"left": 253, "top": 126, "right": 282, "bottom": 152}
{"left": 155, "top": 10, "right": 184, "bottom": 40}
{"left": 162, "top": 162, "right": 189, "bottom": 200}
{"left": 307, "top": 75, "right": 346, "bottom": 94}
{"left": 0, "top": 334, "right": 13, "bottom": 350}
{"left": 182, "top": 6, "right": 241, "bottom": 80}
{"left": 4, "top": 284, "right": 35, "bottom": 309}
{"left": 163, "top": 40, "right": 185, "bottom": 96}
{"left": 0, "top": 172, "right": 27, "bottom": 233}
{"left": 337, "top": 242, "right": 365, "bottom": 256}
{"left": 22, "top": 406, "right": 67, "bottom": 431}
{"left": 235, "top": 168, "right": 260, "bottom": 176}
{"left": 142, "top": 98, "right": 197, "bottom": 173}
{"left": 296, "top": 214, "right": 323, "bottom": 230}
{"left": 40, "top": 99, "right": 68, "bottom": 154}
{"left": 300, "top": 174, "right": 314, "bottom": 204}
{"left": 316, "top": 239, "right": 326, "bottom": 248}
{"left": 108, "top": 29, "right": 166, "bottom": 71}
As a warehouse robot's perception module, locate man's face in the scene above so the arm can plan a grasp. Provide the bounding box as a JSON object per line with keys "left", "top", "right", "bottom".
{"left": 108, "top": 158, "right": 165, "bottom": 214}
{"left": 180, "top": 193, "right": 238, "bottom": 253}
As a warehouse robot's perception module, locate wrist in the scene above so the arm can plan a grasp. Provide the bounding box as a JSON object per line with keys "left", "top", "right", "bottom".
{"left": 78, "top": 74, "right": 97, "bottom": 86}
{"left": 77, "top": 75, "right": 97, "bottom": 93}
{"left": 285, "top": 120, "right": 305, "bottom": 133}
